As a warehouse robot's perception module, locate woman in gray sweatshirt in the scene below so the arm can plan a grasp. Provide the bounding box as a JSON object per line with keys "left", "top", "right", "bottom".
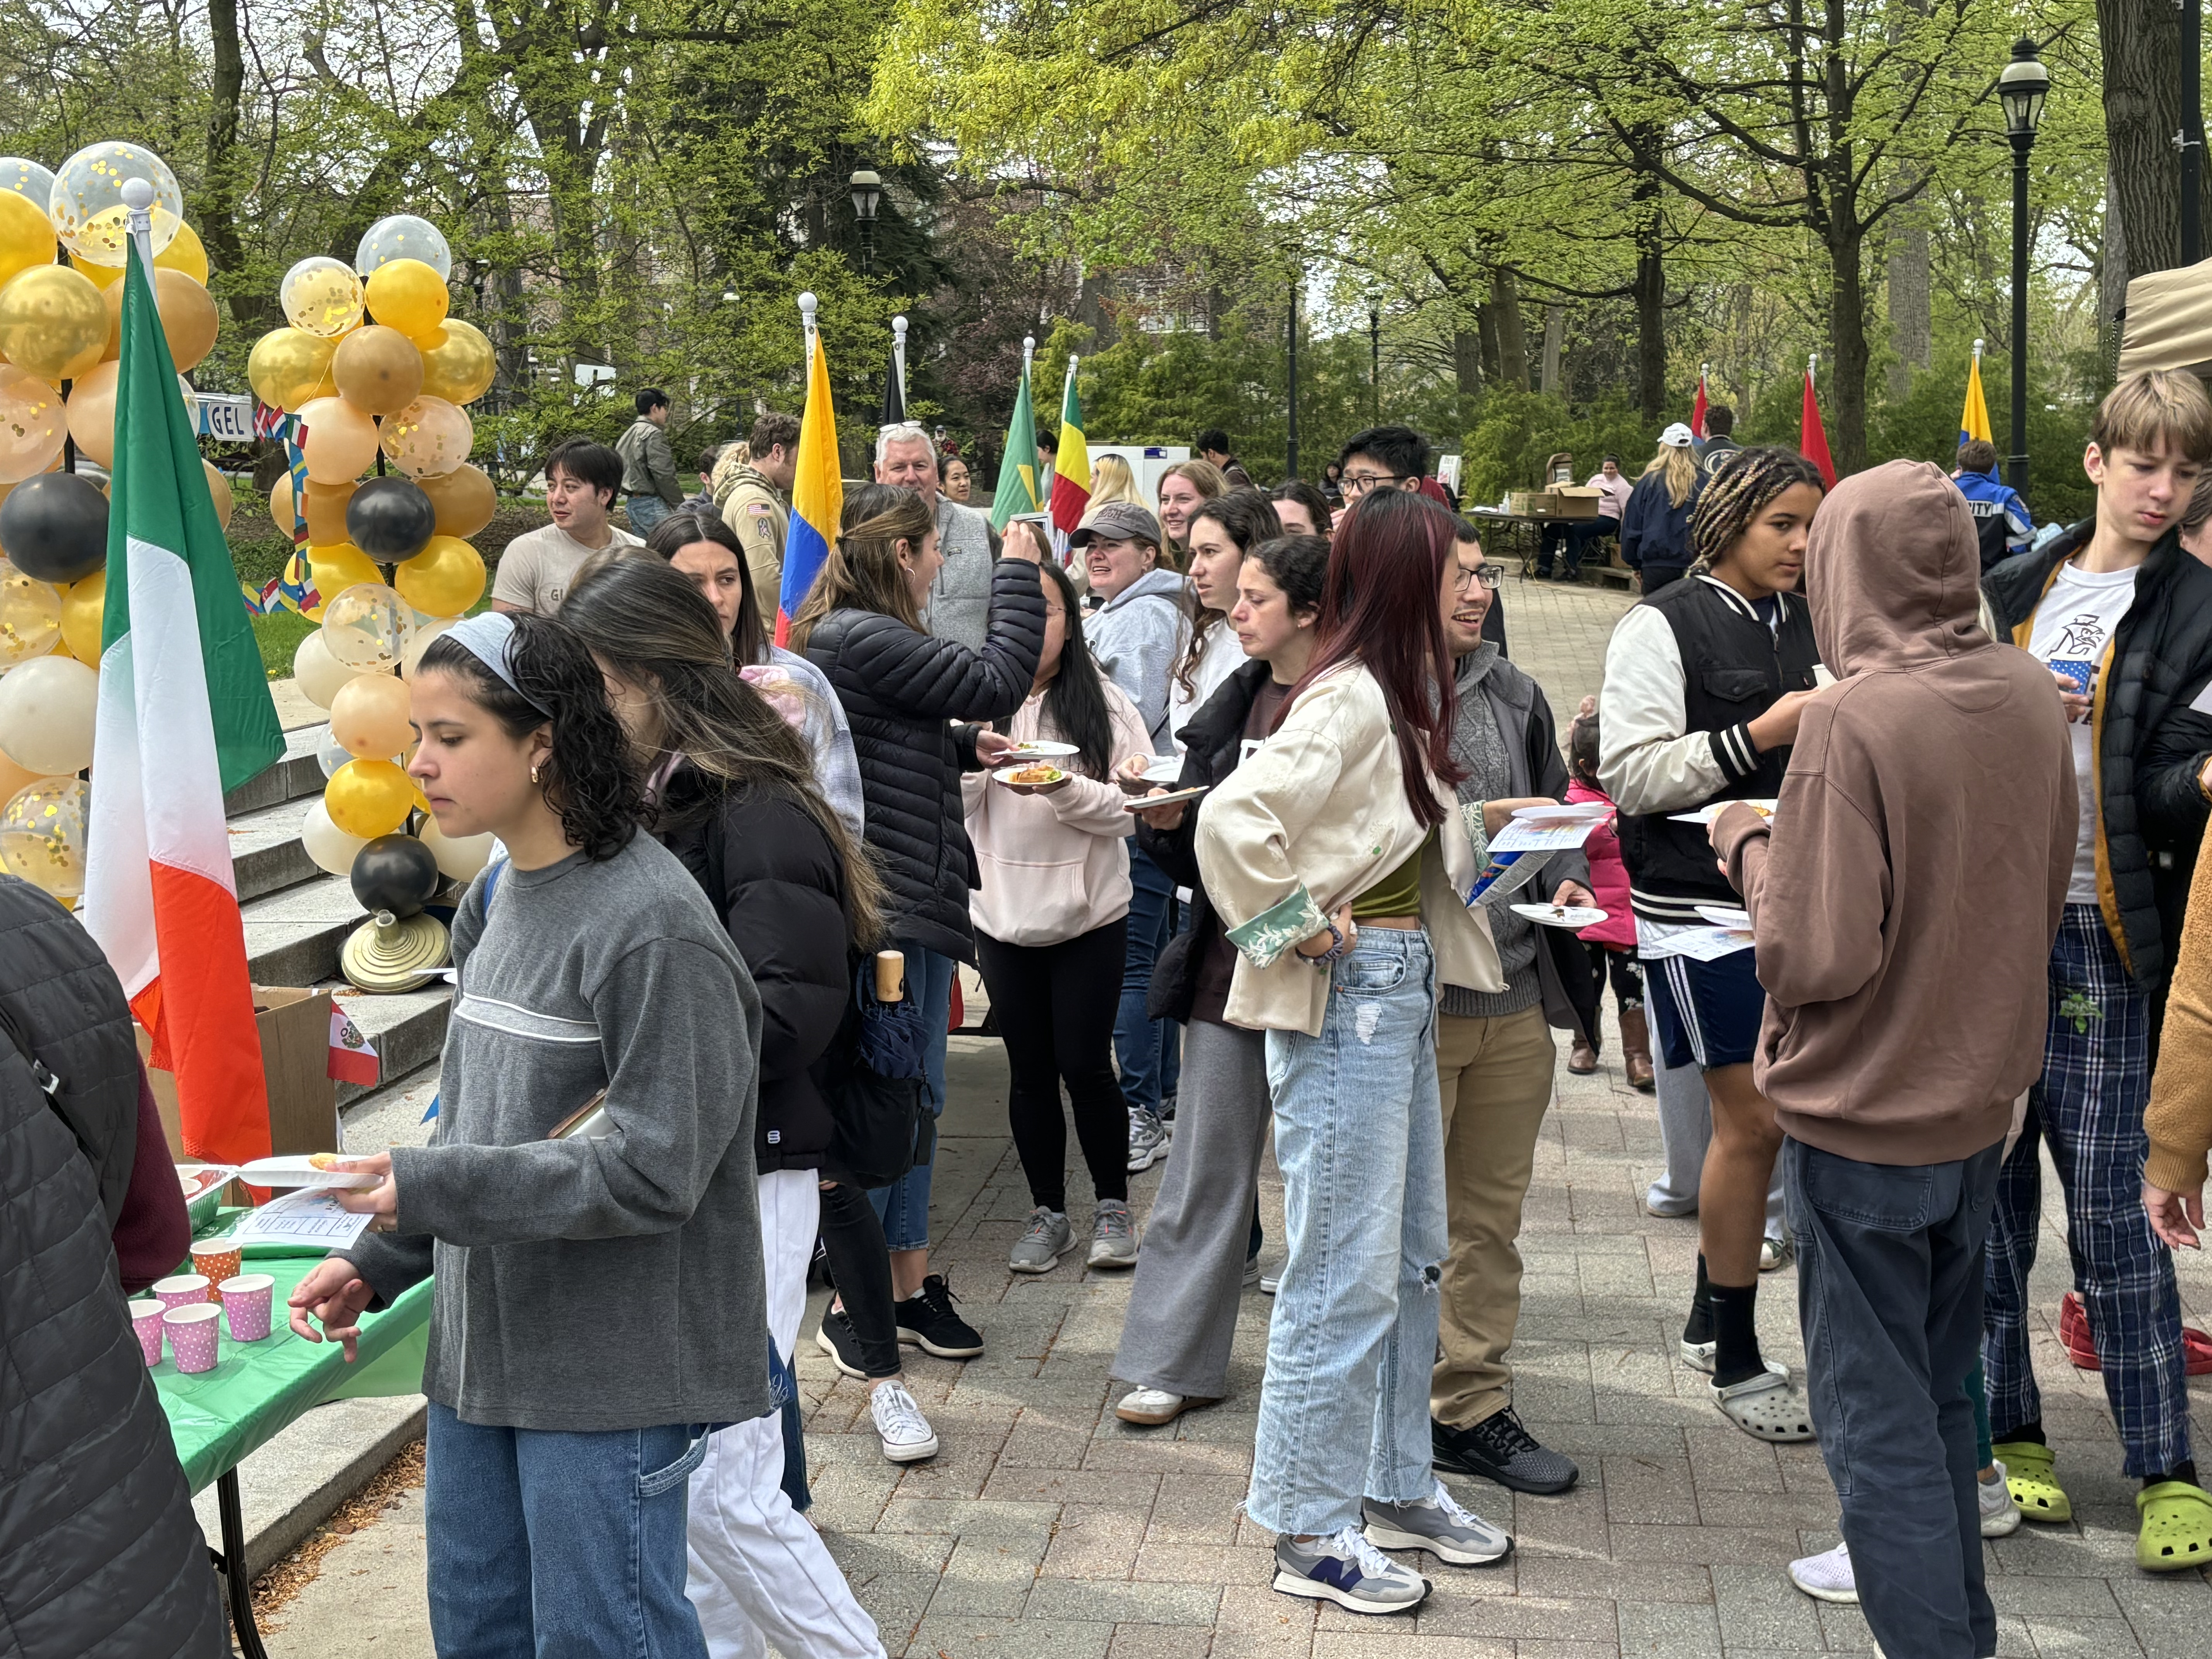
{"left": 287, "top": 610, "right": 764, "bottom": 1659}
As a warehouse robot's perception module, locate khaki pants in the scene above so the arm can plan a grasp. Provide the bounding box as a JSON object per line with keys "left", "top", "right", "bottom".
{"left": 1432, "top": 1003, "right": 1557, "bottom": 1429}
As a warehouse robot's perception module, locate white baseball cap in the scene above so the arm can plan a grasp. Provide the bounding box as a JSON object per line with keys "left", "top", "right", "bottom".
{"left": 1659, "top": 422, "right": 1695, "bottom": 449}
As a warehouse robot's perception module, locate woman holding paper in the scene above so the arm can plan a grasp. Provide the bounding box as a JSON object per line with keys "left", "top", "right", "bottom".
{"left": 287, "top": 609, "right": 763, "bottom": 1659}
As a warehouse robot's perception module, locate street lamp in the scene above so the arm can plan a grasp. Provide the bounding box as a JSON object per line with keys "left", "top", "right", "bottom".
{"left": 848, "top": 168, "right": 883, "bottom": 271}
{"left": 1368, "top": 296, "right": 1381, "bottom": 422}
{"left": 1999, "top": 38, "right": 2048, "bottom": 498}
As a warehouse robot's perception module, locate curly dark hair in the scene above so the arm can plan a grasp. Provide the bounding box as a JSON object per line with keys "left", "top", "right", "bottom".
{"left": 417, "top": 615, "right": 641, "bottom": 862}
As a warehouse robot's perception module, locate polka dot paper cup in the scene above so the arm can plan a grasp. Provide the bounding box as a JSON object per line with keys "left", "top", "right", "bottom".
{"left": 153, "top": 1273, "right": 210, "bottom": 1313}
{"left": 219, "top": 1274, "right": 275, "bottom": 1343}
{"left": 162, "top": 1303, "right": 222, "bottom": 1374}
{"left": 129, "top": 1298, "right": 164, "bottom": 1367}
{"left": 188, "top": 1240, "right": 242, "bottom": 1303}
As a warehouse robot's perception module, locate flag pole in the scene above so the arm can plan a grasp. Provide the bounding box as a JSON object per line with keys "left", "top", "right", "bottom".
{"left": 892, "top": 314, "right": 908, "bottom": 409}
{"left": 799, "top": 290, "right": 819, "bottom": 374}
{"left": 1973, "top": 338, "right": 1984, "bottom": 362}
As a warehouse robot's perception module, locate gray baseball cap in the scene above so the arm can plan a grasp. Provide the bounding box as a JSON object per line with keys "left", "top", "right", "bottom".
{"left": 1069, "top": 500, "right": 1163, "bottom": 548}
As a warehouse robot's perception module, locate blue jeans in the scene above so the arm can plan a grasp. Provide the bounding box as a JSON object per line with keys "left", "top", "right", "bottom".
{"left": 869, "top": 944, "right": 955, "bottom": 1252}
{"left": 629, "top": 495, "right": 673, "bottom": 536}
{"left": 424, "top": 1401, "right": 710, "bottom": 1659}
{"left": 1248, "top": 928, "right": 1445, "bottom": 1537}
{"left": 1115, "top": 848, "right": 1177, "bottom": 1113}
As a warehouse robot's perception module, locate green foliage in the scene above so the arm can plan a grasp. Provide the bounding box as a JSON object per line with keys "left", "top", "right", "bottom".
{"left": 1458, "top": 391, "right": 1662, "bottom": 508}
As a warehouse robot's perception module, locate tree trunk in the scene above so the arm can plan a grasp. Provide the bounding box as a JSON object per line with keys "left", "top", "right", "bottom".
{"left": 1539, "top": 306, "right": 1564, "bottom": 395}
{"left": 1631, "top": 148, "right": 1667, "bottom": 419}
{"left": 2102, "top": 167, "right": 2131, "bottom": 372}
{"left": 1476, "top": 303, "right": 1501, "bottom": 385}
{"left": 1453, "top": 326, "right": 1484, "bottom": 427}
{"left": 198, "top": 0, "right": 275, "bottom": 328}
{"left": 2100, "top": 0, "right": 2192, "bottom": 283}
{"left": 1829, "top": 227, "right": 1869, "bottom": 475}
{"left": 1886, "top": 207, "right": 1931, "bottom": 400}
{"left": 1491, "top": 268, "right": 1529, "bottom": 392}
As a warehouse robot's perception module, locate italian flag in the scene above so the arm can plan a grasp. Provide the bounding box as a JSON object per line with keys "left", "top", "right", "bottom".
{"left": 82, "top": 224, "right": 285, "bottom": 1164}
{"left": 1049, "top": 356, "right": 1091, "bottom": 540}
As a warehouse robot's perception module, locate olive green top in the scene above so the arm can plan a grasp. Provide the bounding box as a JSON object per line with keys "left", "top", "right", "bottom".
{"left": 1350, "top": 829, "right": 1434, "bottom": 920}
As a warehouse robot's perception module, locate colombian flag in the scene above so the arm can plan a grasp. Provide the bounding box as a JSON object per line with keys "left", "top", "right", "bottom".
{"left": 1049, "top": 357, "right": 1091, "bottom": 539}
{"left": 777, "top": 331, "right": 842, "bottom": 647}
{"left": 1961, "top": 351, "right": 1994, "bottom": 448}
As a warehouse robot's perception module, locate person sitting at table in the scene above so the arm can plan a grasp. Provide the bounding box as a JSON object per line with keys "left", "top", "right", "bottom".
{"left": 1537, "top": 454, "right": 1634, "bottom": 584}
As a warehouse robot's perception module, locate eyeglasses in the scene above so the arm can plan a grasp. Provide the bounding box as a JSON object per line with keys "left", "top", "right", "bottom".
{"left": 1341, "top": 472, "right": 1407, "bottom": 496}
{"left": 1453, "top": 564, "right": 1503, "bottom": 592}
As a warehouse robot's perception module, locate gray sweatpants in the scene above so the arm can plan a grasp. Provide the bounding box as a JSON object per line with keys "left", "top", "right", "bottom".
{"left": 1109, "top": 1020, "right": 1270, "bottom": 1400}
{"left": 1646, "top": 1051, "right": 1787, "bottom": 1238}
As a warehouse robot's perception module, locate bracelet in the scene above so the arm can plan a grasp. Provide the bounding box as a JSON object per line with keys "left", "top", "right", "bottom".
{"left": 1304, "top": 920, "right": 1348, "bottom": 967}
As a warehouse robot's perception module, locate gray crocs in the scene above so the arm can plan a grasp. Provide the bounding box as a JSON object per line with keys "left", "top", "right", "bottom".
{"left": 1711, "top": 1363, "right": 1815, "bottom": 1442}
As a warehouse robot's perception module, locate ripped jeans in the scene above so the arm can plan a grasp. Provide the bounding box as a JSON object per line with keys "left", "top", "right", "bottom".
{"left": 1249, "top": 927, "right": 1446, "bottom": 1538}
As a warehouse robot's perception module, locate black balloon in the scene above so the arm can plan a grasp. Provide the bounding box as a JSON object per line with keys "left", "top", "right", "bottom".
{"left": 350, "top": 833, "right": 441, "bottom": 919}
{"left": 346, "top": 476, "right": 437, "bottom": 561}
{"left": 0, "top": 473, "right": 110, "bottom": 585}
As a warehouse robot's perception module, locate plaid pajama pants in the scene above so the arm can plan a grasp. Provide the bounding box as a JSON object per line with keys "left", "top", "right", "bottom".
{"left": 1982, "top": 905, "right": 2191, "bottom": 1479}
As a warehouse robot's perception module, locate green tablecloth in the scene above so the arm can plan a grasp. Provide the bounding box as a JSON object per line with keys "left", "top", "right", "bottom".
{"left": 152, "top": 1236, "right": 431, "bottom": 1494}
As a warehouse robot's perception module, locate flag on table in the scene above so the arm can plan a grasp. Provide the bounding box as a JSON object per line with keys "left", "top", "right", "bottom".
{"left": 1049, "top": 357, "right": 1091, "bottom": 541}
{"left": 989, "top": 363, "right": 1040, "bottom": 531}
{"left": 777, "top": 328, "right": 842, "bottom": 647}
{"left": 82, "top": 221, "right": 285, "bottom": 1166}
{"left": 1961, "top": 350, "right": 1994, "bottom": 447}
{"left": 1800, "top": 367, "right": 1837, "bottom": 489}
{"left": 1690, "top": 369, "right": 1709, "bottom": 441}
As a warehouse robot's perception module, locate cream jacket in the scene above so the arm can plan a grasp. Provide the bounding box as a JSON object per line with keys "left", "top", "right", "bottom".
{"left": 961, "top": 676, "right": 1154, "bottom": 948}
{"left": 1195, "top": 662, "right": 1503, "bottom": 1035}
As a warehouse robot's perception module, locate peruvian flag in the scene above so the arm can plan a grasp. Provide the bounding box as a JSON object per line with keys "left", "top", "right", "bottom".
{"left": 1690, "top": 368, "right": 1708, "bottom": 441}
{"left": 1800, "top": 365, "right": 1837, "bottom": 489}
{"left": 1048, "top": 357, "right": 1091, "bottom": 547}
{"left": 83, "top": 216, "right": 285, "bottom": 1164}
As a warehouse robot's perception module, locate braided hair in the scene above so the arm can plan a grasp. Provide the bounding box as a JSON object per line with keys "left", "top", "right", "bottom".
{"left": 1688, "top": 447, "right": 1826, "bottom": 575}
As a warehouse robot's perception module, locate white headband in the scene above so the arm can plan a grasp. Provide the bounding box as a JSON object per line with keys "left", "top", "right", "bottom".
{"left": 443, "top": 612, "right": 550, "bottom": 715}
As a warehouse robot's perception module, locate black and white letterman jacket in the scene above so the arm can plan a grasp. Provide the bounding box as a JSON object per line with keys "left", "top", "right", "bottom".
{"left": 1595, "top": 573, "right": 1824, "bottom": 924}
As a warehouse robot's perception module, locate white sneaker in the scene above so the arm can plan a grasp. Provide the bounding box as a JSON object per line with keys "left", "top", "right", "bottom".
{"left": 1788, "top": 1540, "right": 1856, "bottom": 1603}
{"left": 1759, "top": 1236, "right": 1792, "bottom": 1272}
{"left": 1114, "top": 1386, "right": 1189, "bottom": 1427}
{"left": 1259, "top": 1273, "right": 1279, "bottom": 1295}
{"left": 1127, "top": 1109, "right": 1169, "bottom": 1172}
{"left": 869, "top": 1379, "right": 939, "bottom": 1463}
{"left": 1980, "top": 1459, "right": 2023, "bottom": 1538}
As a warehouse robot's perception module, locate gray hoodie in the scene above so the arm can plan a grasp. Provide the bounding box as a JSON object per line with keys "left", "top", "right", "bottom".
{"left": 1087, "top": 568, "right": 1192, "bottom": 753}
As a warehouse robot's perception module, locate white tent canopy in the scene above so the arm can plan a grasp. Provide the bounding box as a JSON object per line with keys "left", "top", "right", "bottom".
{"left": 2118, "top": 257, "right": 2212, "bottom": 380}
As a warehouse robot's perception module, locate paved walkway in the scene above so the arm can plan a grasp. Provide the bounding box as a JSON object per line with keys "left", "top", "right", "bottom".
{"left": 264, "top": 577, "right": 2212, "bottom": 1657}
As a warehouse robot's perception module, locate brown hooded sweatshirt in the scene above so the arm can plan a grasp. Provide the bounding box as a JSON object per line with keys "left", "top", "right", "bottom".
{"left": 1713, "top": 460, "right": 2077, "bottom": 1166}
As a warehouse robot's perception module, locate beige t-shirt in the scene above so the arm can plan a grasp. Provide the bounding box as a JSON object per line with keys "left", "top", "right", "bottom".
{"left": 491, "top": 522, "right": 643, "bottom": 615}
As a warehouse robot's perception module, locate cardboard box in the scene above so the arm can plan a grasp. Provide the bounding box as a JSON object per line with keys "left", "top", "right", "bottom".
{"left": 1506, "top": 489, "right": 1561, "bottom": 517}
{"left": 1550, "top": 486, "right": 1603, "bottom": 519}
{"left": 142, "top": 985, "right": 337, "bottom": 1160}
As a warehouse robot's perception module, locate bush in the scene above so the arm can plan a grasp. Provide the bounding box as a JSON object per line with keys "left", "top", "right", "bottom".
{"left": 1458, "top": 390, "right": 1662, "bottom": 506}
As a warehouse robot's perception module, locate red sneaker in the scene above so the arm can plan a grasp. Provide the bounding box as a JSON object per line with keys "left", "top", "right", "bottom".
{"left": 2058, "top": 1291, "right": 2212, "bottom": 1376}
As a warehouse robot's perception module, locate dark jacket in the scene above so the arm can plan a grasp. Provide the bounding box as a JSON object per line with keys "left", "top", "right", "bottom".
{"left": 1618, "top": 471, "right": 1694, "bottom": 574}
{"left": 802, "top": 556, "right": 1046, "bottom": 962}
{"left": 1986, "top": 521, "right": 2212, "bottom": 992}
{"left": 0, "top": 877, "right": 226, "bottom": 1658}
{"left": 656, "top": 766, "right": 849, "bottom": 1173}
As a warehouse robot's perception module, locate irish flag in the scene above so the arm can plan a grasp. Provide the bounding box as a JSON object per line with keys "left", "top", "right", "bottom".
{"left": 82, "top": 217, "right": 285, "bottom": 1163}
{"left": 1049, "top": 356, "right": 1091, "bottom": 540}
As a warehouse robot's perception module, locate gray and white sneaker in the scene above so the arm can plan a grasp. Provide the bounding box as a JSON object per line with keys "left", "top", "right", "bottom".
{"left": 1271, "top": 1525, "right": 1430, "bottom": 1614}
{"left": 1127, "top": 1109, "right": 1170, "bottom": 1172}
{"left": 1787, "top": 1540, "right": 1855, "bottom": 1603}
{"left": 869, "top": 1379, "right": 939, "bottom": 1463}
{"left": 1362, "top": 1480, "right": 1513, "bottom": 1566}
{"left": 1008, "top": 1207, "right": 1074, "bottom": 1273}
{"left": 1089, "top": 1199, "right": 1138, "bottom": 1268}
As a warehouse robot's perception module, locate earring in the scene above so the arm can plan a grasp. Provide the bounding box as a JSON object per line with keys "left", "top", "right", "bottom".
{"left": 530, "top": 764, "right": 540, "bottom": 785}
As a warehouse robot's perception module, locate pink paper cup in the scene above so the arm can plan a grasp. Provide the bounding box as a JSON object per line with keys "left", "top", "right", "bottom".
{"left": 219, "top": 1274, "right": 275, "bottom": 1343}
{"left": 189, "top": 1240, "right": 242, "bottom": 1303}
{"left": 153, "top": 1273, "right": 210, "bottom": 1313}
{"left": 129, "top": 1298, "right": 165, "bottom": 1367}
{"left": 162, "top": 1303, "right": 221, "bottom": 1374}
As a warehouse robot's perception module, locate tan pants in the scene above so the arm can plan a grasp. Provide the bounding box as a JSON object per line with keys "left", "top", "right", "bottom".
{"left": 1432, "top": 1004, "right": 1558, "bottom": 1429}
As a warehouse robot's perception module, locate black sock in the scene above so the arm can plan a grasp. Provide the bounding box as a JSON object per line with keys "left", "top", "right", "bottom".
{"left": 1999, "top": 1420, "right": 2047, "bottom": 1448}
{"left": 2147, "top": 1460, "right": 2200, "bottom": 1491}
{"left": 1683, "top": 1254, "right": 1715, "bottom": 1346}
{"left": 1707, "top": 1279, "right": 1764, "bottom": 1387}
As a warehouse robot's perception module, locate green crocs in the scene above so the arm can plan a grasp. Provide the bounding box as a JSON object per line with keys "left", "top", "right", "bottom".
{"left": 2137, "top": 1480, "right": 2212, "bottom": 1572}
{"left": 1992, "top": 1441, "right": 2070, "bottom": 1524}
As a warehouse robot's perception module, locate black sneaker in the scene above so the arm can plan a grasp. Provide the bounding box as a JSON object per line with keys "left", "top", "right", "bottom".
{"left": 1431, "top": 1407, "right": 1579, "bottom": 1496}
{"left": 895, "top": 1273, "right": 984, "bottom": 1358}
{"left": 814, "top": 1305, "right": 869, "bottom": 1379}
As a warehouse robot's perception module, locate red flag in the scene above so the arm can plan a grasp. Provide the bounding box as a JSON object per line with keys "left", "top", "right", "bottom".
{"left": 1690, "top": 372, "right": 1708, "bottom": 441}
{"left": 1800, "top": 370, "right": 1836, "bottom": 488}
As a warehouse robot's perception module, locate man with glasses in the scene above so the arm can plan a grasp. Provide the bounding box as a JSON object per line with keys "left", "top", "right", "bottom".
{"left": 877, "top": 421, "right": 996, "bottom": 649}
{"left": 1427, "top": 523, "right": 1593, "bottom": 1498}
{"left": 1336, "top": 425, "right": 1431, "bottom": 499}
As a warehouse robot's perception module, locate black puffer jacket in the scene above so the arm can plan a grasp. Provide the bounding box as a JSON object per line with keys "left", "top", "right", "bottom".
{"left": 0, "top": 877, "right": 227, "bottom": 1658}
{"left": 1987, "top": 522, "right": 2212, "bottom": 993}
{"left": 656, "top": 766, "right": 851, "bottom": 1173}
{"left": 802, "top": 557, "right": 1046, "bottom": 962}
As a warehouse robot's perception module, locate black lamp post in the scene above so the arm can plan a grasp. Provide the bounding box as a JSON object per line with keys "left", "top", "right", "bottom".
{"left": 848, "top": 168, "right": 883, "bottom": 272}
{"left": 1286, "top": 276, "right": 1300, "bottom": 479}
{"left": 1999, "top": 39, "right": 2049, "bottom": 498}
{"left": 1368, "top": 297, "right": 1381, "bottom": 421}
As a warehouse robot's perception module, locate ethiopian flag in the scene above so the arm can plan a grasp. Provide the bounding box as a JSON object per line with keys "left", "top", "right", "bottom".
{"left": 82, "top": 217, "right": 284, "bottom": 1164}
{"left": 990, "top": 362, "right": 1040, "bottom": 531}
{"left": 1049, "top": 357, "right": 1091, "bottom": 539}
{"left": 1961, "top": 351, "right": 1994, "bottom": 447}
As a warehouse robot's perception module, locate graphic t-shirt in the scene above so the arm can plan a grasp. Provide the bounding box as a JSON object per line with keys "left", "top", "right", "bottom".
{"left": 2026, "top": 559, "right": 2139, "bottom": 904}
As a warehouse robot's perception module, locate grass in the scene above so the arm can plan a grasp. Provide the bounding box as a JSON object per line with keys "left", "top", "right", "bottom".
{"left": 252, "top": 608, "right": 320, "bottom": 679}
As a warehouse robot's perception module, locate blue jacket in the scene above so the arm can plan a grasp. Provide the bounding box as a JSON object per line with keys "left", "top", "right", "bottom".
{"left": 1618, "top": 470, "right": 1695, "bottom": 573}
{"left": 1954, "top": 468, "right": 2033, "bottom": 572}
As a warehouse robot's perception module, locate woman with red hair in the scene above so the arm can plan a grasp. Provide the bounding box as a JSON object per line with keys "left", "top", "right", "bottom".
{"left": 1194, "top": 488, "right": 1512, "bottom": 1615}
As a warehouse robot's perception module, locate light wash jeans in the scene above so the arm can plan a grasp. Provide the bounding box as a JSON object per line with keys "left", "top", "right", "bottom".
{"left": 629, "top": 494, "right": 675, "bottom": 536}
{"left": 868, "top": 944, "right": 955, "bottom": 1251}
{"left": 1248, "top": 927, "right": 1446, "bottom": 1538}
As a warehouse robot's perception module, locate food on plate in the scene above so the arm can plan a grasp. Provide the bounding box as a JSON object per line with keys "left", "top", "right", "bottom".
{"left": 308, "top": 1151, "right": 341, "bottom": 1170}
{"left": 1008, "top": 764, "right": 1063, "bottom": 785}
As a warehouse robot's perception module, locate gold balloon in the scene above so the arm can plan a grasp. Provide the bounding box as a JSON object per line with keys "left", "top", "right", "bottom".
{"left": 60, "top": 361, "right": 191, "bottom": 468}
{"left": 295, "top": 395, "right": 379, "bottom": 484}
{"left": 247, "top": 328, "right": 339, "bottom": 413}
{"left": 0, "top": 558, "right": 60, "bottom": 666}
{"left": 394, "top": 536, "right": 484, "bottom": 618}
{"left": 378, "top": 395, "right": 472, "bottom": 478}
{"left": 320, "top": 580, "right": 414, "bottom": 672}
{"left": 0, "top": 775, "right": 89, "bottom": 901}
{"left": 362, "top": 259, "right": 449, "bottom": 344}
{"left": 417, "top": 464, "right": 497, "bottom": 539}
{"left": 0, "top": 191, "right": 55, "bottom": 292}
{"left": 324, "top": 757, "right": 414, "bottom": 840}
{"left": 72, "top": 222, "right": 206, "bottom": 291}
{"left": 309, "top": 542, "right": 381, "bottom": 599}
{"left": 58, "top": 570, "right": 102, "bottom": 666}
{"left": 400, "top": 614, "right": 456, "bottom": 678}
{"left": 102, "top": 269, "right": 220, "bottom": 373}
{"left": 331, "top": 325, "right": 424, "bottom": 417}
{"left": 202, "top": 460, "right": 233, "bottom": 531}
{"left": 418, "top": 319, "right": 496, "bottom": 405}
{"left": 281, "top": 256, "right": 364, "bottom": 338}
{"left": 0, "top": 366, "right": 65, "bottom": 484}
{"left": 270, "top": 476, "right": 356, "bottom": 545}
{"left": 329, "top": 670, "right": 415, "bottom": 759}
{"left": 0, "top": 266, "right": 110, "bottom": 382}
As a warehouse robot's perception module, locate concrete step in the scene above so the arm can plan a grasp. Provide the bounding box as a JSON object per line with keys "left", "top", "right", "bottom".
{"left": 242, "top": 870, "right": 369, "bottom": 987}
{"left": 222, "top": 721, "right": 330, "bottom": 817}
{"left": 332, "top": 987, "right": 449, "bottom": 1110}
{"left": 228, "top": 795, "right": 321, "bottom": 905}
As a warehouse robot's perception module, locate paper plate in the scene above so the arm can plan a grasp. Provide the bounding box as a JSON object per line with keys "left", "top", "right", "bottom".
{"left": 236, "top": 1154, "right": 380, "bottom": 1190}
{"left": 1509, "top": 903, "right": 1609, "bottom": 929}
{"left": 1511, "top": 801, "right": 1611, "bottom": 824}
{"left": 1696, "top": 904, "right": 1753, "bottom": 930}
{"left": 1005, "top": 740, "right": 1078, "bottom": 758}
{"left": 992, "top": 763, "right": 1069, "bottom": 787}
{"left": 1139, "top": 755, "right": 1184, "bottom": 783}
{"left": 1667, "top": 799, "right": 1777, "bottom": 826}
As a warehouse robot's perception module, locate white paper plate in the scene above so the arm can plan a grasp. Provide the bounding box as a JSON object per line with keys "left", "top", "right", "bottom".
{"left": 1511, "top": 801, "right": 1610, "bottom": 824}
{"left": 175, "top": 1164, "right": 234, "bottom": 1201}
{"left": 1667, "top": 799, "right": 1777, "bottom": 826}
{"left": 237, "top": 1154, "right": 380, "bottom": 1190}
{"left": 992, "top": 763, "right": 1069, "bottom": 787}
{"left": 1139, "top": 756, "right": 1184, "bottom": 784}
{"left": 1005, "top": 740, "right": 1078, "bottom": 758}
{"left": 1696, "top": 904, "right": 1753, "bottom": 929}
{"left": 1509, "top": 903, "right": 1609, "bottom": 929}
